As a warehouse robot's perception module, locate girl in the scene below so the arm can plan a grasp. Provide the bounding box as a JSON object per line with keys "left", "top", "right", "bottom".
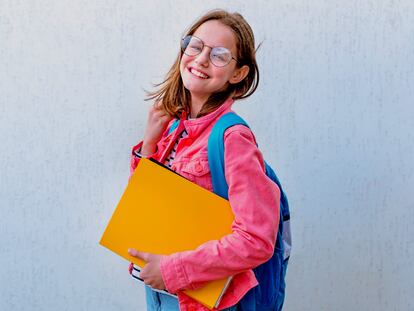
{"left": 128, "top": 9, "right": 280, "bottom": 311}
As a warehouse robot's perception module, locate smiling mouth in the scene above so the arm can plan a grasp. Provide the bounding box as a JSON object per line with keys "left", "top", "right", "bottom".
{"left": 189, "top": 67, "right": 209, "bottom": 79}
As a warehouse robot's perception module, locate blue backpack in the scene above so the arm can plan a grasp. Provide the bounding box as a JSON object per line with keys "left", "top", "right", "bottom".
{"left": 168, "top": 112, "right": 291, "bottom": 310}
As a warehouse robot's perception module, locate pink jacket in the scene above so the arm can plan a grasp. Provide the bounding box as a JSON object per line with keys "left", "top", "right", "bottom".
{"left": 130, "top": 98, "right": 280, "bottom": 310}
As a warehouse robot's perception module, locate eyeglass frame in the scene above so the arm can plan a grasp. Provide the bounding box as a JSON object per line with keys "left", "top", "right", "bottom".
{"left": 180, "top": 35, "right": 239, "bottom": 67}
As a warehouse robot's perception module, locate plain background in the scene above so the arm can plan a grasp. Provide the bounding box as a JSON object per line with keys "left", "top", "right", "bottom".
{"left": 1, "top": 1, "right": 413, "bottom": 310}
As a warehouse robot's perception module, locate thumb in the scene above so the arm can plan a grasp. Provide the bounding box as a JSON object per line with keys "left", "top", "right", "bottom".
{"left": 128, "top": 248, "right": 150, "bottom": 262}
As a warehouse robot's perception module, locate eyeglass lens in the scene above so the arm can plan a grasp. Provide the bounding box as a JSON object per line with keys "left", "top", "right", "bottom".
{"left": 181, "top": 36, "right": 233, "bottom": 67}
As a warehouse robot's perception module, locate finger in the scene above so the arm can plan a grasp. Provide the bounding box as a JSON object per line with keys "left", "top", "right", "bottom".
{"left": 128, "top": 249, "right": 150, "bottom": 262}
{"left": 159, "top": 115, "right": 173, "bottom": 124}
{"left": 150, "top": 106, "right": 164, "bottom": 115}
{"left": 153, "top": 111, "right": 170, "bottom": 121}
{"left": 152, "top": 108, "right": 165, "bottom": 116}
{"left": 153, "top": 101, "right": 164, "bottom": 110}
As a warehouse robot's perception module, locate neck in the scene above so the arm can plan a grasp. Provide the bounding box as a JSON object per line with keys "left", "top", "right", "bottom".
{"left": 189, "top": 94, "right": 208, "bottom": 118}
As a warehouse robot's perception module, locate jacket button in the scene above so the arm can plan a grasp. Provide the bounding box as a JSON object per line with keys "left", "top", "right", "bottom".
{"left": 195, "top": 163, "right": 203, "bottom": 173}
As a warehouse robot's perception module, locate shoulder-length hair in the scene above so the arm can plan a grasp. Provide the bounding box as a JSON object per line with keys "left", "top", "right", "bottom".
{"left": 147, "top": 9, "right": 260, "bottom": 118}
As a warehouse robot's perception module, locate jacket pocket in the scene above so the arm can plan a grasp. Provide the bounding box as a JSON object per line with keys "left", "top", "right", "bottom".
{"left": 179, "top": 158, "right": 212, "bottom": 192}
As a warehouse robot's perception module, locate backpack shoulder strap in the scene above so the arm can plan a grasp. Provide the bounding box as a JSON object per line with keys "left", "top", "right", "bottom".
{"left": 167, "top": 119, "right": 180, "bottom": 135}
{"left": 208, "top": 113, "right": 290, "bottom": 219}
{"left": 209, "top": 112, "right": 292, "bottom": 260}
{"left": 208, "top": 112, "right": 249, "bottom": 200}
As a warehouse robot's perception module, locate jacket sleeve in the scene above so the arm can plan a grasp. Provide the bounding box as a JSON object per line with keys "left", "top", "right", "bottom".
{"left": 129, "top": 141, "right": 159, "bottom": 177}
{"left": 159, "top": 125, "right": 281, "bottom": 293}
{"left": 130, "top": 141, "right": 144, "bottom": 177}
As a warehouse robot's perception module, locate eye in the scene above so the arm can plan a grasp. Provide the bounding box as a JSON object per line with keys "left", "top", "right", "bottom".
{"left": 188, "top": 43, "right": 202, "bottom": 52}
{"left": 211, "top": 48, "right": 231, "bottom": 62}
{"left": 212, "top": 53, "right": 227, "bottom": 62}
{"left": 182, "top": 36, "right": 204, "bottom": 55}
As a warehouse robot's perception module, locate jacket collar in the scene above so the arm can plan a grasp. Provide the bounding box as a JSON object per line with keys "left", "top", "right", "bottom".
{"left": 181, "top": 98, "right": 234, "bottom": 137}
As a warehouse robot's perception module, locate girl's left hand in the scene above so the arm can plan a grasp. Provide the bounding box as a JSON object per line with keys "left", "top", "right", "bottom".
{"left": 128, "top": 248, "right": 166, "bottom": 290}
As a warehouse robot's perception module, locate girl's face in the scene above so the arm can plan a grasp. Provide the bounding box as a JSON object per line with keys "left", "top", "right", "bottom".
{"left": 179, "top": 20, "right": 242, "bottom": 103}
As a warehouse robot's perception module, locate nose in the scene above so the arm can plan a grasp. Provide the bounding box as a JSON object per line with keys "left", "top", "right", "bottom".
{"left": 194, "top": 46, "right": 211, "bottom": 66}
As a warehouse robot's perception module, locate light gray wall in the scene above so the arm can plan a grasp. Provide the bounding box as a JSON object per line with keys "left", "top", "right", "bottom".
{"left": 1, "top": 1, "right": 413, "bottom": 310}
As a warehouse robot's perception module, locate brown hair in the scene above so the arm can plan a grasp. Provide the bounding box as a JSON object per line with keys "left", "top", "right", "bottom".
{"left": 147, "top": 9, "right": 260, "bottom": 118}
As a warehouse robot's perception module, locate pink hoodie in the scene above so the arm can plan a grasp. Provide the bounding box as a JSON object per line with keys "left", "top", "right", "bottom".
{"left": 130, "top": 98, "right": 280, "bottom": 310}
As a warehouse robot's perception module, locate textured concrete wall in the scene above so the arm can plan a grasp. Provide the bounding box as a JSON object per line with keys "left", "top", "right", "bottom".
{"left": 1, "top": 1, "right": 413, "bottom": 310}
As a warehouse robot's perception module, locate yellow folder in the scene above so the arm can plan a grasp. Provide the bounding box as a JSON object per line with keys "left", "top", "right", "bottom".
{"left": 99, "top": 158, "right": 234, "bottom": 309}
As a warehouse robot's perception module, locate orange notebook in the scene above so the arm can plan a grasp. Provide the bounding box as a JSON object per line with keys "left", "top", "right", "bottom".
{"left": 99, "top": 158, "right": 234, "bottom": 309}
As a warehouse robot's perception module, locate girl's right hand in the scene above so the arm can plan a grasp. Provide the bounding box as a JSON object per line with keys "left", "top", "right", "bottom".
{"left": 141, "top": 103, "right": 173, "bottom": 156}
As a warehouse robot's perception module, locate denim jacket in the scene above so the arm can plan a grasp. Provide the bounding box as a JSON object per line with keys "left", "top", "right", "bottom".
{"left": 130, "top": 98, "right": 280, "bottom": 311}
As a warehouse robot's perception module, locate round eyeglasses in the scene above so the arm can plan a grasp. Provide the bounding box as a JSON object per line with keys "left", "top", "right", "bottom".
{"left": 181, "top": 35, "right": 238, "bottom": 67}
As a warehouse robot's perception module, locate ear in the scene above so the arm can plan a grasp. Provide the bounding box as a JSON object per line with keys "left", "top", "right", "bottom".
{"left": 229, "top": 65, "right": 250, "bottom": 84}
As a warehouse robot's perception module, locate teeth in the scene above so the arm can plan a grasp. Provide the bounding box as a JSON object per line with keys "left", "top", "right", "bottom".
{"left": 190, "top": 68, "right": 208, "bottom": 79}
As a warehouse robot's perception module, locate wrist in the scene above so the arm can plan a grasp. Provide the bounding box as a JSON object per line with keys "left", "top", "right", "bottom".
{"left": 141, "top": 142, "right": 157, "bottom": 157}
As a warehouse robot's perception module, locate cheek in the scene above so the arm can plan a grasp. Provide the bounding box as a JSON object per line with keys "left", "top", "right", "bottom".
{"left": 180, "top": 54, "right": 192, "bottom": 68}
{"left": 179, "top": 57, "right": 185, "bottom": 74}
{"left": 179, "top": 55, "right": 192, "bottom": 78}
{"left": 214, "top": 68, "right": 233, "bottom": 82}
